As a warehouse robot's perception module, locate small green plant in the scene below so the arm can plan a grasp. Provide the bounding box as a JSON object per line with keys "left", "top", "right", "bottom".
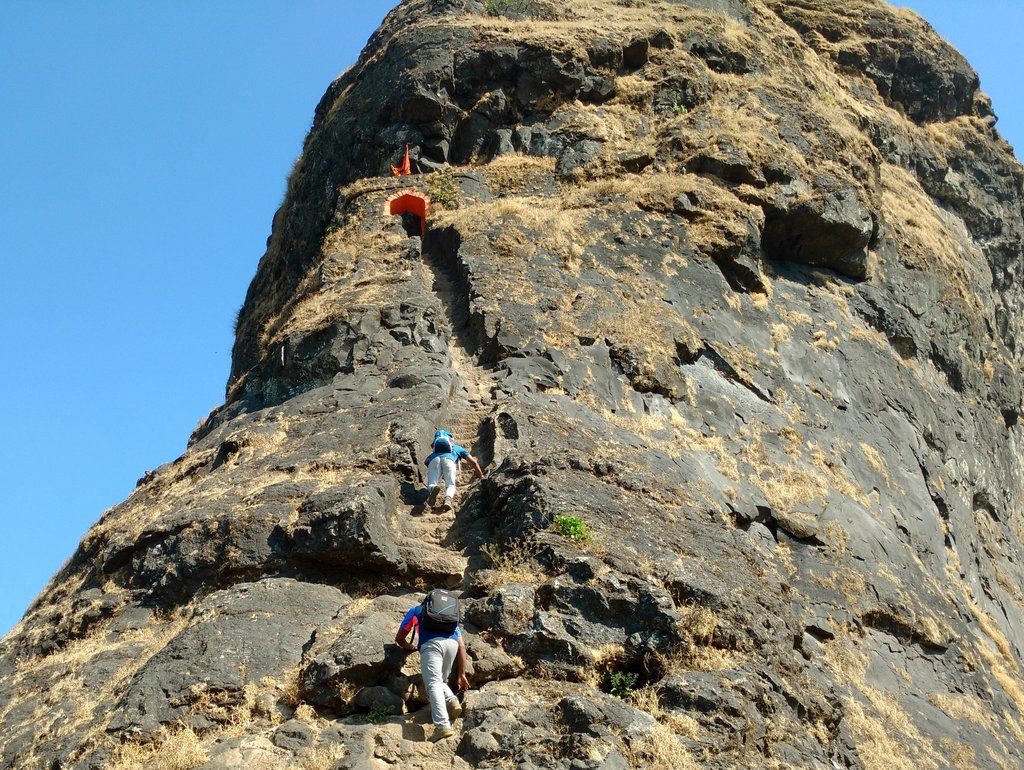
{"left": 671, "top": 97, "right": 688, "bottom": 116}
{"left": 319, "top": 219, "right": 345, "bottom": 250}
{"left": 554, "top": 514, "right": 591, "bottom": 544}
{"left": 426, "top": 171, "right": 459, "bottom": 208}
{"left": 366, "top": 705, "right": 391, "bottom": 724}
{"left": 608, "top": 670, "right": 639, "bottom": 699}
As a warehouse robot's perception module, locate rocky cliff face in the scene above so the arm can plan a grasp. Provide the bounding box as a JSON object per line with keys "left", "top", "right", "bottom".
{"left": 3, "top": 1, "right": 1024, "bottom": 768}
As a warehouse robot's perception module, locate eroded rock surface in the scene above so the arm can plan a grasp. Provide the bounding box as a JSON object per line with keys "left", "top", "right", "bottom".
{"left": 3, "top": 0, "right": 1024, "bottom": 768}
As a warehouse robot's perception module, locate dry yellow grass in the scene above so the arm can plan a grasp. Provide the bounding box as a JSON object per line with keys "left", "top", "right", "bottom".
{"left": 678, "top": 604, "right": 718, "bottom": 644}
{"left": 966, "top": 597, "right": 1024, "bottom": 742}
{"left": 811, "top": 329, "right": 840, "bottom": 352}
{"left": 479, "top": 153, "right": 556, "bottom": 192}
{"left": 821, "top": 631, "right": 941, "bottom": 770}
{"left": 936, "top": 739, "right": 974, "bottom": 770}
{"left": 622, "top": 722, "right": 700, "bottom": 770}
{"left": 780, "top": 309, "right": 813, "bottom": 326}
{"left": 807, "top": 442, "right": 872, "bottom": 508}
{"left": 448, "top": 1, "right": 676, "bottom": 50}
{"left": 479, "top": 538, "right": 542, "bottom": 590}
{"left": 770, "top": 322, "right": 792, "bottom": 347}
{"left": 859, "top": 442, "right": 890, "bottom": 486}
{"left": 588, "top": 643, "right": 626, "bottom": 670}
{"left": 756, "top": 465, "right": 828, "bottom": 513}
{"left": 628, "top": 687, "right": 702, "bottom": 739}
{"left": 297, "top": 743, "right": 348, "bottom": 770}
{"left": 983, "top": 358, "right": 996, "bottom": 381}
{"left": 435, "top": 193, "right": 588, "bottom": 276}
{"left": 809, "top": 564, "right": 868, "bottom": 608}
{"left": 106, "top": 724, "right": 206, "bottom": 770}
{"left": 928, "top": 692, "right": 992, "bottom": 729}
{"left": 642, "top": 604, "right": 739, "bottom": 674}
{"left": 2, "top": 604, "right": 195, "bottom": 769}
{"left": 880, "top": 164, "right": 988, "bottom": 321}
{"left": 614, "top": 74, "right": 655, "bottom": 110}
{"left": 823, "top": 520, "right": 851, "bottom": 555}
{"left": 840, "top": 697, "right": 938, "bottom": 770}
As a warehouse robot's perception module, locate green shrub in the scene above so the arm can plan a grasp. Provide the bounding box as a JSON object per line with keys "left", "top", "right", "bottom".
{"left": 426, "top": 172, "right": 459, "bottom": 208}
{"left": 554, "top": 514, "right": 591, "bottom": 544}
{"left": 608, "top": 670, "right": 639, "bottom": 699}
{"left": 366, "top": 705, "right": 391, "bottom": 724}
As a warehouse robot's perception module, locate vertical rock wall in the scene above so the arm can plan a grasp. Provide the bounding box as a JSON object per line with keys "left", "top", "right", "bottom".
{"left": 2, "top": 1, "right": 1023, "bottom": 769}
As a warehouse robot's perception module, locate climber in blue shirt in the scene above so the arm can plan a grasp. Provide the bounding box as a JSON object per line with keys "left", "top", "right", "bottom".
{"left": 395, "top": 590, "right": 470, "bottom": 742}
{"left": 424, "top": 429, "right": 484, "bottom": 512}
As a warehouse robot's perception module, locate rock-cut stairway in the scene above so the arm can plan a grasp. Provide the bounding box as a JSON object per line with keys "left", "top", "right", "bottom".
{"left": 392, "top": 236, "right": 502, "bottom": 588}
{"left": 345, "top": 237, "right": 501, "bottom": 763}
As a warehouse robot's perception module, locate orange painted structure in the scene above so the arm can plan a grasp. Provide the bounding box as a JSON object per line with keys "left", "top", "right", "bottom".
{"left": 383, "top": 189, "right": 431, "bottom": 237}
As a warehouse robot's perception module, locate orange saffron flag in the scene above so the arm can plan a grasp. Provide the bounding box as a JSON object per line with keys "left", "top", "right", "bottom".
{"left": 390, "top": 145, "right": 411, "bottom": 176}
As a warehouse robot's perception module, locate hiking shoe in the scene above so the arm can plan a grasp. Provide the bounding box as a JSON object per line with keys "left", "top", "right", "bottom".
{"left": 446, "top": 698, "right": 463, "bottom": 721}
{"left": 426, "top": 485, "right": 441, "bottom": 507}
{"left": 441, "top": 497, "right": 454, "bottom": 512}
{"left": 430, "top": 725, "right": 455, "bottom": 742}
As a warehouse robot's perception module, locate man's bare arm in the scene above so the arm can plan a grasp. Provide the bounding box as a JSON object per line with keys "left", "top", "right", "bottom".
{"left": 395, "top": 626, "right": 416, "bottom": 652}
{"left": 456, "top": 635, "right": 471, "bottom": 691}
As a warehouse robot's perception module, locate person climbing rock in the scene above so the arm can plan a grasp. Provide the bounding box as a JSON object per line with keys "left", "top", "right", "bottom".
{"left": 395, "top": 588, "right": 470, "bottom": 742}
{"left": 424, "top": 429, "right": 484, "bottom": 512}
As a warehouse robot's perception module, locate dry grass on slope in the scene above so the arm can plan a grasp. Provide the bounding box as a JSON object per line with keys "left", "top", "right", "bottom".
{"left": 879, "top": 164, "right": 990, "bottom": 320}
{"left": 262, "top": 221, "right": 421, "bottom": 349}
{"left": 480, "top": 153, "right": 556, "bottom": 193}
{"left": 2, "top": 607, "right": 193, "bottom": 770}
{"left": 106, "top": 725, "right": 206, "bottom": 770}
{"left": 433, "top": 193, "right": 588, "bottom": 275}
{"left": 821, "top": 631, "right": 946, "bottom": 770}
{"left": 965, "top": 597, "right": 1024, "bottom": 745}
{"left": 622, "top": 722, "right": 700, "bottom": 770}
{"left": 449, "top": 0, "right": 700, "bottom": 50}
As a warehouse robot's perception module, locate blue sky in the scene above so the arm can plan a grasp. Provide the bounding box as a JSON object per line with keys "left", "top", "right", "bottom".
{"left": 0, "top": 2, "right": 1020, "bottom": 638}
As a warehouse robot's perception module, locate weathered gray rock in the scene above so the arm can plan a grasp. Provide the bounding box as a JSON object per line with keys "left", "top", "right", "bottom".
{"left": 761, "top": 187, "right": 875, "bottom": 279}
{"left": 459, "top": 681, "right": 563, "bottom": 766}
{"left": 109, "top": 579, "right": 348, "bottom": 737}
{"left": 466, "top": 636, "right": 525, "bottom": 684}
{"left": 197, "top": 735, "right": 289, "bottom": 770}
{"left": 769, "top": 0, "right": 984, "bottom": 123}
{"left": 286, "top": 480, "right": 405, "bottom": 572}
{"left": 3, "top": 1, "right": 1024, "bottom": 768}
{"left": 300, "top": 594, "right": 415, "bottom": 709}
{"left": 272, "top": 719, "right": 315, "bottom": 751}
{"left": 352, "top": 684, "right": 406, "bottom": 715}
{"left": 464, "top": 582, "right": 536, "bottom": 638}
{"left": 557, "top": 694, "right": 656, "bottom": 743}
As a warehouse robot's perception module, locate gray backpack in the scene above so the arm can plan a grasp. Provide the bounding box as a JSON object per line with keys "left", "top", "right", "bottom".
{"left": 421, "top": 589, "right": 460, "bottom": 634}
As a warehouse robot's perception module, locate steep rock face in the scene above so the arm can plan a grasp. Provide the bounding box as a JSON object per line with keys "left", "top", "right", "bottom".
{"left": 3, "top": 1, "right": 1024, "bottom": 769}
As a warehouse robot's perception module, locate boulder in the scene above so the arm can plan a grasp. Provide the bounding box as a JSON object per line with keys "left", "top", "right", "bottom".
{"left": 761, "top": 187, "right": 875, "bottom": 279}
{"left": 300, "top": 594, "right": 415, "bottom": 709}
{"left": 108, "top": 579, "right": 347, "bottom": 738}
{"left": 286, "top": 480, "right": 404, "bottom": 573}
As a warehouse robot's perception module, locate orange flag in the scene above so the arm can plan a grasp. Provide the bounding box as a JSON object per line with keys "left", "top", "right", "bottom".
{"left": 390, "top": 144, "right": 411, "bottom": 176}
